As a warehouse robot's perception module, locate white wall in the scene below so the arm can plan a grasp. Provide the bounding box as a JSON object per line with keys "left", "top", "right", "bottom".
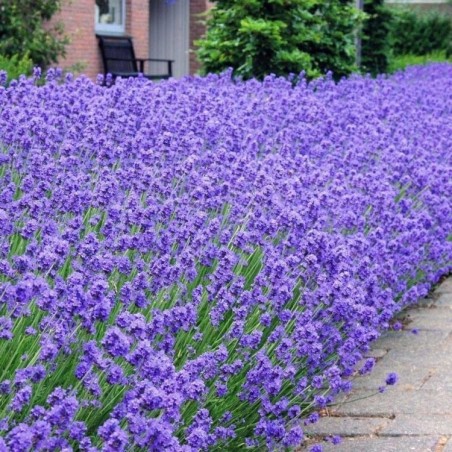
{"left": 149, "top": 0, "right": 190, "bottom": 78}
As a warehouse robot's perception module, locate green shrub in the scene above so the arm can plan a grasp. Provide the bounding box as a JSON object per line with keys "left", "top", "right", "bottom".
{"left": 196, "top": 0, "right": 363, "bottom": 80}
{"left": 390, "top": 9, "right": 452, "bottom": 57}
{"left": 360, "top": 0, "right": 394, "bottom": 75}
{"left": 0, "top": 1, "right": 68, "bottom": 69}
{"left": 0, "top": 53, "right": 33, "bottom": 83}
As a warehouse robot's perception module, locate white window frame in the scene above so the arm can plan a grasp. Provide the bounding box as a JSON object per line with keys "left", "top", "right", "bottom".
{"left": 95, "top": 0, "right": 126, "bottom": 35}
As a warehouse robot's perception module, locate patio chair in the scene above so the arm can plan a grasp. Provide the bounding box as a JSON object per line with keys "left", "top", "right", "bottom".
{"left": 97, "top": 35, "right": 173, "bottom": 80}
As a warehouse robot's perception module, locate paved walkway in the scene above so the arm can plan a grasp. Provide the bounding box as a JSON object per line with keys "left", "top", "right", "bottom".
{"left": 303, "top": 277, "right": 452, "bottom": 451}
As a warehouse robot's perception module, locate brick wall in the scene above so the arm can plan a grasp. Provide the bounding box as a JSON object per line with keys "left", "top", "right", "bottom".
{"left": 51, "top": 0, "right": 208, "bottom": 79}
{"left": 51, "top": 0, "right": 149, "bottom": 79}
{"left": 50, "top": 1, "right": 100, "bottom": 79}
{"left": 127, "top": 0, "right": 150, "bottom": 62}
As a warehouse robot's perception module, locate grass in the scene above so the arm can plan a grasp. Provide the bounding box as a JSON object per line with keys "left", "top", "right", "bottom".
{"left": 388, "top": 50, "right": 452, "bottom": 73}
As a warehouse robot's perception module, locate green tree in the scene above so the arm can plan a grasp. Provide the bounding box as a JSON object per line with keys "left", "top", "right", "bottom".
{"left": 196, "top": 0, "right": 362, "bottom": 80}
{"left": 360, "top": 0, "right": 393, "bottom": 75}
{"left": 389, "top": 8, "right": 451, "bottom": 57}
{"left": 0, "top": 0, "right": 68, "bottom": 69}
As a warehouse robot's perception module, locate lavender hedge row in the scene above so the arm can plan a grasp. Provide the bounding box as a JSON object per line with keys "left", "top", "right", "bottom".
{"left": 0, "top": 65, "right": 451, "bottom": 451}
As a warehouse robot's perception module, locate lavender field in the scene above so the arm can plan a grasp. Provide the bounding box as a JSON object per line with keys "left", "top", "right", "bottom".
{"left": 0, "top": 65, "right": 451, "bottom": 450}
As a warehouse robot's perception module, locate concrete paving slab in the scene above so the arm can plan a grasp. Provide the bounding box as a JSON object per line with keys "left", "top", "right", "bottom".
{"left": 380, "top": 414, "right": 452, "bottom": 436}
{"left": 420, "top": 370, "right": 452, "bottom": 391}
{"left": 364, "top": 348, "right": 388, "bottom": 359}
{"left": 382, "top": 345, "right": 449, "bottom": 367}
{"left": 302, "top": 435, "right": 439, "bottom": 452}
{"left": 436, "top": 293, "right": 452, "bottom": 308}
{"left": 373, "top": 330, "right": 448, "bottom": 350}
{"left": 435, "top": 278, "right": 452, "bottom": 294}
{"left": 303, "top": 416, "right": 389, "bottom": 437}
{"left": 301, "top": 277, "right": 452, "bottom": 450}
{"left": 443, "top": 437, "right": 452, "bottom": 452}
{"left": 411, "top": 297, "right": 437, "bottom": 308}
{"left": 405, "top": 312, "right": 452, "bottom": 331}
{"left": 332, "top": 389, "right": 452, "bottom": 416}
{"left": 350, "top": 362, "right": 435, "bottom": 391}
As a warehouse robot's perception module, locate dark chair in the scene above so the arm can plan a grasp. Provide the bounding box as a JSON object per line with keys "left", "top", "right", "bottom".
{"left": 97, "top": 35, "right": 173, "bottom": 80}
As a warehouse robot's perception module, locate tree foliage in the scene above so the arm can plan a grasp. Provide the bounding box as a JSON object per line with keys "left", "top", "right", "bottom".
{"left": 196, "top": 0, "right": 362, "bottom": 80}
{"left": 0, "top": 0, "right": 68, "bottom": 68}
{"left": 0, "top": 53, "right": 34, "bottom": 83}
{"left": 360, "top": 0, "right": 393, "bottom": 75}
{"left": 389, "top": 8, "right": 452, "bottom": 57}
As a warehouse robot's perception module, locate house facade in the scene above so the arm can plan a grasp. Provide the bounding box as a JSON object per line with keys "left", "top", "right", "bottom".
{"left": 52, "top": 0, "right": 210, "bottom": 80}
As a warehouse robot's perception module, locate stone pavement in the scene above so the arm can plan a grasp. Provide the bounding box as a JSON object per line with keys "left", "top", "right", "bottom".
{"left": 303, "top": 277, "right": 452, "bottom": 451}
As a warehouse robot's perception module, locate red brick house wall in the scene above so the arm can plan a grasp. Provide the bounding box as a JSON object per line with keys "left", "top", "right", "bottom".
{"left": 51, "top": 0, "right": 208, "bottom": 80}
{"left": 50, "top": 2, "right": 100, "bottom": 79}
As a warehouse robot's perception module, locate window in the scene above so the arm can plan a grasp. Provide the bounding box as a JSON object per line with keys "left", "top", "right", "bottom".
{"left": 95, "top": 0, "right": 126, "bottom": 34}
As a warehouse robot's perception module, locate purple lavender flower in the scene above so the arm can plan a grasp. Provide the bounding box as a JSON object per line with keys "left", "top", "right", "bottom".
{"left": 98, "top": 419, "right": 128, "bottom": 452}
{"left": 6, "top": 424, "right": 34, "bottom": 451}
{"left": 310, "top": 444, "right": 323, "bottom": 452}
{"left": 385, "top": 372, "right": 398, "bottom": 386}
{"left": 0, "top": 380, "right": 11, "bottom": 395}
{"left": 359, "top": 358, "right": 376, "bottom": 375}
{"left": 0, "top": 317, "right": 13, "bottom": 340}
{"left": 283, "top": 426, "right": 304, "bottom": 447}
{"left": 102, "top": 327, "right": 131, "bottom": 358}
{"left": 0, "top": 63, "right": 450, "bottom": 451}
{"left": 10, "top": 385, "right": 32, "bottom": 412}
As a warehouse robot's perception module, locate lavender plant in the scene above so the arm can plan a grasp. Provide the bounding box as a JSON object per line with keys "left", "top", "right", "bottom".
{"left": 0, "top": 64, "right": 450, "bottom": 450}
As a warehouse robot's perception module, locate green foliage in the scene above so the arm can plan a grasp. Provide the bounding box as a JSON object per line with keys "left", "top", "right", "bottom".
{"left": 0, "top": 0, "right": 68, "bottom": 68}
{"left": 0, "top": 54, "right": 33, "bottom": 83}
{"left": 390, "top": 8, "right": 452, "bottom": 57}
{"left": 196, "top": 0, "right": 362, "bottom": 80}
{"left": 360, "top": 0, "right": 393, "bottom": 75}
{"left": 387, "top": 50, "right": 452, "bottom": 73}
{"left": 360, "top": 4, "right": 451, "bottom": 76}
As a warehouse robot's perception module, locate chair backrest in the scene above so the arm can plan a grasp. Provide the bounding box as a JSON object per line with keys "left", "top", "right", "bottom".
{"left": 98, "top": 36, "right": 138, "bottom": 75}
